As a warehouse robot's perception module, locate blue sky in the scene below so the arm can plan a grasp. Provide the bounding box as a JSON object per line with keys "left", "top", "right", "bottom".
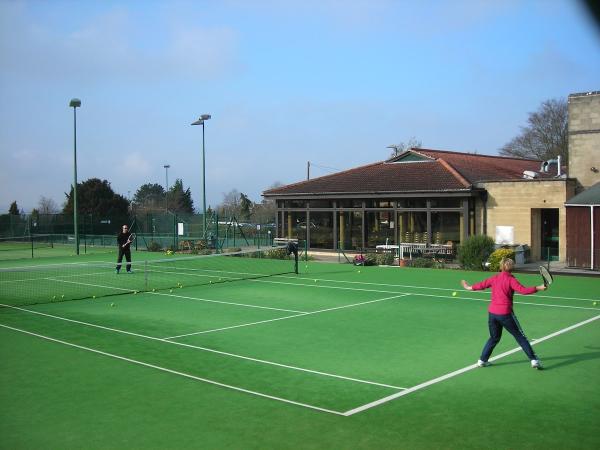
{"left": 1, "top": 0, "right": 599, "bottom": 213}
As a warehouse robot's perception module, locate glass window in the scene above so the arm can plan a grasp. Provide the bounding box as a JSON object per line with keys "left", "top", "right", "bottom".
{"left": 397, "top": 211, "right": 427, "bottom": 242}
{"left": 284, "top": 200, "right": 306, "bottom": 208}
{"left": 430, "top": 198, "right": 462, "bottom": 208}
{"left": 365, "top": 200, "right": 393, "bottom": 208}
{"left": 282, "top": 211, "right": 307, "bottom": 242}
{"left": 309, "top": 211, "right": 334, "bottom": 249}
{"left": 308, "top": 200, "right": 332, "bottom": 208}
{"left": 338, "top": 199, "right": 363, "bottom": 208}
{"left": 397, "top": 199, "right": 426, "bottom": 208}
{"left": 366, "top": 211, "right": 396, "bottom": 247}
{"left": 338, "top": 211, "right": 363, "bottom": 250}
{"left": 431, "top": 212, "right": 461, "bottom": 245}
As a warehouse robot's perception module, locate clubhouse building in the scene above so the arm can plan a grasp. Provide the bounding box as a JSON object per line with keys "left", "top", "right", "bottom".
{"left": 263, "top": 92, "right": 600, "bottom": 268}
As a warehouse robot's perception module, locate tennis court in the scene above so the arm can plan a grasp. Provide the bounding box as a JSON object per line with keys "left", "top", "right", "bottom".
{"left": 1, "top": 249, "right": 599, "bottom": 449}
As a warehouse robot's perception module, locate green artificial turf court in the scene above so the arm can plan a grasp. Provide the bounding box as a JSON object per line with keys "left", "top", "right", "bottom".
{"left": 1, "top": 252, "right": 599, "bottom": 449}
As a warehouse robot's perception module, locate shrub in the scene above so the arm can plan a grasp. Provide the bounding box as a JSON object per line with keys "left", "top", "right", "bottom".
{"left": 147, "top": 241, "right": 163, "bottom": 252}
{"left": 487, "top": 248, "right": 515, "bottom": 272}
{"left": 264, "top": 247, "right": 288, "bottom": 259}
{"left": 457, "top": 235, "right": 495, "bottom": 270}
{"left": 364, "top": 254, "right": 377, "bottom": 266}
{"left": 375, "top": 252, "right": 395, "bottom": 266}
{"left": 411, "top": 257, "right": 435, "bottom": 268}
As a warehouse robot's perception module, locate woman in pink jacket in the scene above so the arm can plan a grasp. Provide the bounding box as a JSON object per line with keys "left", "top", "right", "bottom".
{"left": 461, "top": 258, "right": 547, "bottom": 369}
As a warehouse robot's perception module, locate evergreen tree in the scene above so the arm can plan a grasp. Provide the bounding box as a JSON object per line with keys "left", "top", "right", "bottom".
{"left": 133, "top": 183, "right": 166, "bottom": 211}
{"left": 63, "top": 178, "right": 129, "bottom": 217}
{"left": 8, "top": 201, "right": 19, "bottom": 215}
{"left": 168, "top": 179, "right": 194, "bottom": 214}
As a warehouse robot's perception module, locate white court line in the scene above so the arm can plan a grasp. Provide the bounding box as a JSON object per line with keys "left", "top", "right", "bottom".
{"left": 342, "top": 314, "right": 600, "bottom": 416}
{"left": 165, "top": 294, "right": 409, "bottom": 338}
{"left": 0, "top": 323, "right": 345, "bottom": 416}
{"left": 250, "top": 278, "right": 600, "bottom": 311}
{"left": 41, "top": 279, "right": 308, "bottom": 314}
{"left": 150, "top": 291, "right": 306, "bottom": 314}
{"left": 267, "top": 274, "right": 600, "bottom": 302}
{"left": 0, "top": 303, "right": 405, "bottom": 390}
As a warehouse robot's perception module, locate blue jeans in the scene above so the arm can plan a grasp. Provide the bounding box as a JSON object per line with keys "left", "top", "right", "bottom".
{"left": 480, "top": 312, "right": 537, "bottom": 362}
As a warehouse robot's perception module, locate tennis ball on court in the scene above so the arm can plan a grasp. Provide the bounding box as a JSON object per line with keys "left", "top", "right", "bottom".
{"left": 209, "top": 281, "right": 212, "bottom": 284}
{"left": 593, "top": 301, "right": 598, "bottom": 307}
{"left": 61, "top": 295, "right": 65, "bottom": 299}
{"left": 134, "top": 291, "right": 138, "bottom": 294}
{"left": 52, "top": 295, "right": 56, "bottom": 300}
{"left": 110, "top": 303, "right": 115, "bottom": 307}
{"left": 180, "top": 285, "right": 184, "bottom": 288}
{"left": 92, "top": 295, "right": 96, "bottom": 299}
{"left": 314, "top": 279, "right": 317, "bottom": 282}
{"left": 358, "top": 270, "right": 361, "bottom": 273}
{"left": 169, "top": 289, "right": 173, "bottom": 293}
{"left": 452, "top": 292, "right": 457, "bottom": 297}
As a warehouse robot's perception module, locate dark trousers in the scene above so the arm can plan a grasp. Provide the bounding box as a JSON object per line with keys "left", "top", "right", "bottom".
{"left": 116, "top": 248, "right": 132, "bottom": 272}
{"left": 480, "top": 312, "right": 537, "bottom": 362}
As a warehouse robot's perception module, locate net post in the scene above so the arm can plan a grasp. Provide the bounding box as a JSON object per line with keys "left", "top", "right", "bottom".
{"left": 294, "top": 251, "right": 298, "bottom": 274}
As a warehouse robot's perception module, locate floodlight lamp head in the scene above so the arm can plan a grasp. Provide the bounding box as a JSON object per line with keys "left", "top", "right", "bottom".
{"left": 191, "top": 114, "right": 211, "bottom": 126}
{"left": 69, "top": 98, "right": 81, "bottom": 108}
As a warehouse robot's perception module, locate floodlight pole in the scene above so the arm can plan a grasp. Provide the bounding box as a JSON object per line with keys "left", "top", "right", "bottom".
{"left": 70, "top": 98, "right": 81, "bottom": 255}
{"left": 163, "top": 164, "right": 170, "bottom": 211}
{"left": 191, "top": 114, "right": 211, "bottom": 238}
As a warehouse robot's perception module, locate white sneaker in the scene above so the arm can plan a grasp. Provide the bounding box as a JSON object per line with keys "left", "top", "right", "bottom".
{"left": 531, "top": 359, "right": 543, "bottom": 370}
{"left": 477, "top": 359, "right": 491, "bottom": 367}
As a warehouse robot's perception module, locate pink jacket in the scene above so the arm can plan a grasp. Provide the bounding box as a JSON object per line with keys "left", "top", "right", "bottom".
{"left": 471, "top": 271, "right": 537, "bottom": 315}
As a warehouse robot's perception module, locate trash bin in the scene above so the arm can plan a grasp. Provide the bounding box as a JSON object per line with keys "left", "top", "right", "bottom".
{"left": 515, "top": 245, "right": 525, "bottom": 265}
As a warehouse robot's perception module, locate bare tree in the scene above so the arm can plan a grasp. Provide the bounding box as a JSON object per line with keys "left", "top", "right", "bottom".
{"left": 38, "top": 196, "right": 59, "bottom": 214}
{"left": 218, "top": 189, "right": 241, "bottom": 218}
{"left": 499, "top": 98, "right": 568, "bottom": 164}
{"left": 254, "top": 181, "right": 283, "bottom": 224}
{"left": 388, "top": 138, "right": 422, "bottom": 158}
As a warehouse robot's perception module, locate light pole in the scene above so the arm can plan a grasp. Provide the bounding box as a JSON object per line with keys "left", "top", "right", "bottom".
{"left": 191, "top": 114, "right": 211, "bottom": 238}
{"left": 163, "top": 164, "right": 170, "bottom": 211}
{"left": 69, "top": 98, "right": 81, "bottom": 255}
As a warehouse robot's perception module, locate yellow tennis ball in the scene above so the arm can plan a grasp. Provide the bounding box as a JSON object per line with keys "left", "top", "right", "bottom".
{"left": 61, "top": 295, "right": 65, "bottom": 299}
{"left": 314, "top": 279, "right": 317, "bottom": 282}
{"left": 110, "top": 303, "right": 115, "bottom": 307}
{"left": 452, "top": 292, "right": 457, "bottom": 297}
{"left": 92, "top": 295, "right": 96, "bottom": 299}
{"left": 169, "top": 289, "right": 173, "bottom": 293}
{"left": 52, "top": 295, "right": 56, "bottom": 300}
{"left": 180, "top": 285, "right": 184, "bottom": 288}
{"left": 358, "top": 270, "right": 361, "bottom": 273}
{"left": 593, "top": 301, "right": 598, "bottom": 307}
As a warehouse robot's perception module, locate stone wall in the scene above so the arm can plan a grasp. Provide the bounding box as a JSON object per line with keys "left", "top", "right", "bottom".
{"left": 568, "top": 91, "right": 600, "bottom": 191}
{"left": 478, "top": 179, "right": 576, "bottom": 261}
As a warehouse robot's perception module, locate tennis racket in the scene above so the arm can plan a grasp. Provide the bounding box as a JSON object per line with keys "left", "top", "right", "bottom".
{"left": 539, "top": 265, "right": 553, "bottom": 287}
{"left": 123, "top": 233, "right": 136, "bottom": 247}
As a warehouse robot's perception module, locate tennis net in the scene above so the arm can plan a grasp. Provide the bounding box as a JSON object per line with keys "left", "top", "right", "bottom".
{"left": 0, "top": 246, "right": 297, "bottom": 307}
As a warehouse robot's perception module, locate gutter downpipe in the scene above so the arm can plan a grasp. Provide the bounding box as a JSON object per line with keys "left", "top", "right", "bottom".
{"left": 591, "top": 205, "right": 595, "bottom": 270}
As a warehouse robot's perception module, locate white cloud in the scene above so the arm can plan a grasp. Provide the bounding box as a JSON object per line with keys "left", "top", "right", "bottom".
{"left": 0, "top": 5, "right": 240, "bottom": 84}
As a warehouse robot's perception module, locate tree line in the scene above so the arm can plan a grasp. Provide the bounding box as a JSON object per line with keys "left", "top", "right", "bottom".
{"left": 6, "top": 178, "right": 280, "bottom": 224}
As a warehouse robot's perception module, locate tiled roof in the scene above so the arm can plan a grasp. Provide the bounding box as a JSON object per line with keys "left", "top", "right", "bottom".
{"left": 263, "top": 148, "right": 552, "bottom": 196}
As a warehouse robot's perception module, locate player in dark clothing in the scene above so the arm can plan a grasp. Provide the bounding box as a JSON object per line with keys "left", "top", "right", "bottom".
{"left": 116, "top": 225, "right": 133, "bottom": 274}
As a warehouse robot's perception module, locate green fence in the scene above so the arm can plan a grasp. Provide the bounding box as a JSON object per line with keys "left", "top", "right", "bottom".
{"left": 0, "top": 212, "right": 276, "bottom": 259}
